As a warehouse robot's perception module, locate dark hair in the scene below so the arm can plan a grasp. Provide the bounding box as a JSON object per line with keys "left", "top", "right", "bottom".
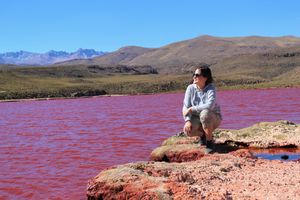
{"left": 196, "top": 66, "right": 213, "bottom": 86}
{"left": 190, "top": 63, "right": 213, "bottom": 86}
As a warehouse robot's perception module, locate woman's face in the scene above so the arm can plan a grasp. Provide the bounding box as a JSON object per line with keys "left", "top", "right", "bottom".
{"left": 193, "top": 69, "right": 207, "bottom": 85}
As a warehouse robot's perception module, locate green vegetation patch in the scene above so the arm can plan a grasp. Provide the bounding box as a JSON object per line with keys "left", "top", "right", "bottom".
{"left": 1, "top": 63, "right": 300, "bottom": 100}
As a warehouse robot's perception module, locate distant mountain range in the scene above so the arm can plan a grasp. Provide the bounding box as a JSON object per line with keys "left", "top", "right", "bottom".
{"left": 2, "top": 35, "right": 300, "bottom": 75}
{"left": 0, "top": 48, "right": 106, "bottom": 66}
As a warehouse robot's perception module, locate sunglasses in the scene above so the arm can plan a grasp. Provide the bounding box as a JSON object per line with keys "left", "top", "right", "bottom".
{"left": 193, "top": 73, "right": 202, "bottom": 77}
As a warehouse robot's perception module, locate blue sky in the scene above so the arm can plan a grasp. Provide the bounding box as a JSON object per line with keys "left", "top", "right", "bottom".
{"left": 1, "top": 0, "right": 300, "bottom": 53}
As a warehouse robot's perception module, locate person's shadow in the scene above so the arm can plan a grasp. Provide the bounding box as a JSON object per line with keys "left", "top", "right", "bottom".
{"left": 211, "top": 143, "right": 240, "bottom": 153}
{"left": 176, "top": 131, "right": 242, "bottom": 153}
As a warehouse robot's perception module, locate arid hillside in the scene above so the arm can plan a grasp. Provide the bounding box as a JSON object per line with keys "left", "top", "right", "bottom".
{"left": 55, "top": 35, "right": 300, "bottom": 73}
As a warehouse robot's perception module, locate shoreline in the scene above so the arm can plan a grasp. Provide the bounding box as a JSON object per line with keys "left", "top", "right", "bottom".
{"left": 1, "top": 85, "right": 299, "bottom": 103}
{"left": 0, "top": 94, "right": 129, "bottom": 103}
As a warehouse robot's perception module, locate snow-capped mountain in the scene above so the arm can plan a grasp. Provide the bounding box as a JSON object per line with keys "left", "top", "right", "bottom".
{"left": 0, "top": 49, "right": 107, "bottom": 66}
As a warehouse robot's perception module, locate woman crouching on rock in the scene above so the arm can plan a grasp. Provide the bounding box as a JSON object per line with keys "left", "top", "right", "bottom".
{"left": 182, "top": 65, "right": 222, "bottom": 152}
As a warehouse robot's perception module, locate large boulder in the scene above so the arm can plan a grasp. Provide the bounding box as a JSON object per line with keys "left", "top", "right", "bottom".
{"left": 150, "top": 134, "right": 206, "bottom": 162}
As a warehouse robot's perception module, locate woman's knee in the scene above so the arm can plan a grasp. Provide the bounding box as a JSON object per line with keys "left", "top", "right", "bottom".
{"left": 200, "top": 109, "right": 221, "bottom": 130}
{"left": 199, "top": 109, "right": 210, "bottom": 123}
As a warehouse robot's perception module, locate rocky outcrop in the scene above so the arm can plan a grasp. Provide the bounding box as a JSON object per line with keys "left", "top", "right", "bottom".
{"left": 87, "top": 121, "right": 300, "bottom": 200}
{"left": 150, "top": 135, "right": 205, "bottom": 162}
{"left": 150, "top": 120, "right": 300, "bottom": 162}
{"left": 87, "top": 64, "right": 158, "bottom": 75}
{"left": 71, "top": 89, "right": 107, "bottom": 97}
{"left": 214, "top": 120, "right": 300, "bottom": 148}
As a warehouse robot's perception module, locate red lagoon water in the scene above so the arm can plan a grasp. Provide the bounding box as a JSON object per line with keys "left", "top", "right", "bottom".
{"left": 1, "top": 88, "right": 300, "bottom": 199}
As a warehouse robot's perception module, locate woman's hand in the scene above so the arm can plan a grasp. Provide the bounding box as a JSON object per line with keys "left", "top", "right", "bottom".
{"left": 183, "top": 107, "right": 192, "bottom": 116}
{"left": 183, "top": 121, "right": 192, "bottom": 135}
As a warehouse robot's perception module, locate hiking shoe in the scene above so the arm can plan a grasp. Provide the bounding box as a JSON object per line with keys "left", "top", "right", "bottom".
{"left": 204, "top": 140, "right": 215, "bottom": 154}
{"left": 199, "top": 135, "right": 207, "bottom": 145}
{"left": 176, "top": 131, "right": 186, "bottom": 137}
{"left": 206, "top": 140, "right": 214, "bottom": 148}
{"left": 204, "top": 147, "right": 213, "bottom": 154}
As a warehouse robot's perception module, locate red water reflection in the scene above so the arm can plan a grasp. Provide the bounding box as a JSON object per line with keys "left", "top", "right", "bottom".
{"left": 1, "top": 88, "right": 300, "bottom": 199}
